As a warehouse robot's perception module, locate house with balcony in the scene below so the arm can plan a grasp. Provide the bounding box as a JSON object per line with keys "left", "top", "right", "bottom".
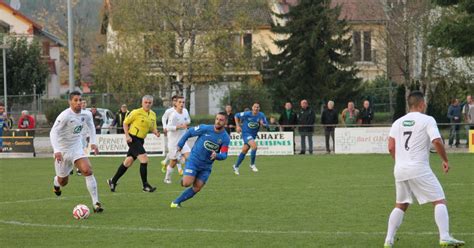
{"left": 0, "top": 1, "right": 65, "bottom": 99}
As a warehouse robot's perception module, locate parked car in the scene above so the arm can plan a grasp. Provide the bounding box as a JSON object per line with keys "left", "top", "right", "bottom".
{"left": 86, "top": 108, "right": 116, "bottom": 134}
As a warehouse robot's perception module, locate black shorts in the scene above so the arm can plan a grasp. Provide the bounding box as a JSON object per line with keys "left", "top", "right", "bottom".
{"left": 127, "top": 135, "right": 146, "bottom": 159}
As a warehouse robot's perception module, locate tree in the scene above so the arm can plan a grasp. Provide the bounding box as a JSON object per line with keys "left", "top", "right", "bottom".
{"left": 430, "top": 0, "right": 474, "bottom": 57}
{"left": 99, "top": 0, "right": 267, "bottom": 109}
{"left": 267, "top": 0, "right": 361, "bottom": 110}
{"left": 1, "top": 37, "right": 49, "bottom": 98}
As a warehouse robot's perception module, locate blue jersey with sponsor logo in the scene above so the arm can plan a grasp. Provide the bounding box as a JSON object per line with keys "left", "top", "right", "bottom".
{"left": 178, "top": 124, "right": 230, "bottom": 167}
{"left": 236, "top": 111, "right": 268, "bottom": 137}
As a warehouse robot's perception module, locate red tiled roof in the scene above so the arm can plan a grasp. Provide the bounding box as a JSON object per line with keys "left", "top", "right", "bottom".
{"left": 330, "top": 0, "right": 387, "bottom": 22}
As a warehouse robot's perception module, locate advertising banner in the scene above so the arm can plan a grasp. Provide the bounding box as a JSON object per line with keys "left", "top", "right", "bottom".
{"left": 335, "top": 127, "right": 390, "bottom": 154}
{"left": 93, "top": 134, "right": 165, "bottom": 156}
{"left": 470, "top": 130, "right": 474, "bottom": 153}
{"left": 228, "top": 132, "right": 294, "bottom": 155}
{"left": 1, "top": 130, "right": 35, "bottom": 154}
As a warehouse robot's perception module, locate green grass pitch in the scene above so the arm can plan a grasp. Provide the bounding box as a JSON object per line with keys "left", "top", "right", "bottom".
{"left": 0, "top": 154, "right": 472, "bottom": 247}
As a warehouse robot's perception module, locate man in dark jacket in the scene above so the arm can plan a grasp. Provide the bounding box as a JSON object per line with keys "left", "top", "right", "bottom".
{"left": 91, "top": 107, "right": 104, "bottom": 135}
{"left": 321, "top": 100, "right": 338, "bottom": 153}
{"left": 358, "top": 100, "right": 374, "bottom": 126}
{"left": 298, "top": 99, "right": 315, "bottom": 154}
{"left": 447, "top": 98, "right": 462, "bottom": 147}
{"left": 279, "top": 102, "right": 298, "bottom": 132}
{"left": 224, "top": 105, "right": 236, "bottom": 134}
{"left": 113, "top": 104, "right": 130, "bottom": 134}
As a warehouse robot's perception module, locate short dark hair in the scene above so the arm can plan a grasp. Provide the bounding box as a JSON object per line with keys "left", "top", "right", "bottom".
{"left": 408, "top": 90, "right": 424, "bottom": 108}
{"left": 217, "top": 111, "right": 226, "bottom": 116}
{"left": 171, "top": 95, "right": 179, "bottom": 101}
{"left": 0, "top": 102, "right": 4, "bottom": 107}
{"left": 69, "top": 91, "right": 81, "bottom": 100}
{"left": 176, "top": 96, "right": 184, "bottom": 100}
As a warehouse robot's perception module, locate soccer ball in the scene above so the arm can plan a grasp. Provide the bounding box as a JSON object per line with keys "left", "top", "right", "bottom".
{"left": 72, "top": 204, "right": 90, "bottom": 220}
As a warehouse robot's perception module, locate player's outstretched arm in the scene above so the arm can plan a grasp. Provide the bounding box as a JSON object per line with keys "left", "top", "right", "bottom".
{"left": 177, "top": 125, "right": 201, "bottom": 149}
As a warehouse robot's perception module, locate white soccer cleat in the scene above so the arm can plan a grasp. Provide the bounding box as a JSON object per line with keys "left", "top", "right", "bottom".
{"left": 440, "top": 237, "right": 465, "bottom": 247}
{"left": 232, "top": 165, "right": 240, "bottom": 175}
{"left": 163, "top": 178, "right": 172, "bottom": 184}
{"left": 250, "top": 164, "right": 258, "bottom": 172}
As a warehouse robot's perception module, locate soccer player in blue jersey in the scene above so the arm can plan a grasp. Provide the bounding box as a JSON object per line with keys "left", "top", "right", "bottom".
{"left": 170, "top": 112, "right": 230, "bottom": 208}
{"left": 232, "top": 102, "right": 269, "bottom": 175}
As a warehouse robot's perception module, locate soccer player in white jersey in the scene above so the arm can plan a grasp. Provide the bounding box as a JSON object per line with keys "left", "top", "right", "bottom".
{"left": 161, "top": 95, "right": 178, "bottom": 173}
{"left": 383, "top": 91, "right": 464, "bottom": 248}
{"left": 75, "top": 99, "right": 90, "bottom": 176}
{"left": 50, "top": 91, "right": 103, "bottom": 213}
{"left": 164, "top": 96, "right": 191, "bottom": 184}
{"left": 161, "top": 95, "right": 190, "bottom": 175}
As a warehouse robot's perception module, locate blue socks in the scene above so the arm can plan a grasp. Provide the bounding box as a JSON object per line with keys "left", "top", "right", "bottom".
{"left": 234, "top": 153, "right": 246, "bottom": 168}
{"left": 174, "top": 187, "right": 196, "bottom": 204}
{"left": 250, "top": 149, "right": 257, "bottom": 165}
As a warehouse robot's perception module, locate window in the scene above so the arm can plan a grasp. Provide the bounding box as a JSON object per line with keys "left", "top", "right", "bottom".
{"left": 42, "top": 41, "right": 50, "bottom": 57}
{"left": 243, "top": 33, "right": 252, "bottom": 58}
{"left": 353, "top": 31, "right": 373, "bottom": 62}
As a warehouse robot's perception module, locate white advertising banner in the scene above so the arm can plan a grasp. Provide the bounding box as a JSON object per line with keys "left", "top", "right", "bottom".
{"left": 228, "top": 132, "right": 294, "bottom": 155}
{"left": 92, "top": 134, "right": 166, "bottom": 156}
{"left": 335, "top": 127, "right": 390, "bottom": 154}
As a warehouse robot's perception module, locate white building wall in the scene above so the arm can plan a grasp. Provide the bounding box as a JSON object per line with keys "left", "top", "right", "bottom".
{"left": 0, "top": 8, "right": 31, "bottom": 34}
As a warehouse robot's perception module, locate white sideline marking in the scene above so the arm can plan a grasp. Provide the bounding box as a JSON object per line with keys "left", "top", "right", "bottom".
{"left": 0, "top": 220, "right": 473, "bottom": 236}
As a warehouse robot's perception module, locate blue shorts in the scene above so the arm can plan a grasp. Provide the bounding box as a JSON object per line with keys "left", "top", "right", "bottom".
{"left": 183, "top": 160, "right": 212, "bottom": 183}
{"left": 242, "top": 133, "right": 256, "bottom": 145}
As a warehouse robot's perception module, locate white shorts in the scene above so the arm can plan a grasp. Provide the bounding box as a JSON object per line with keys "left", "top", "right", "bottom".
{"left": 54, "top": 148, "right": 87, "bottom": 177}
{"left": 167, "top": 144, "right": 190, "bottom": 160}
{"left": 395, "top": 173, "right": 445, "bottom": 205}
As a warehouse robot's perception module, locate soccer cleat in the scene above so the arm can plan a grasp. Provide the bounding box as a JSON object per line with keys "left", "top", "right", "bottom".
{"left": 161, "top": 160, "right": 166, "bottom": 173}
{"left": 53, "top": 186, "right": 61, "bottom": 196}
{"left": 143, "top": 183, "right": 157, "bottom": 192}
{"left": 93, "top": 202, "right": 104, "bottom": 213}
{"left": 163, "top": 178, "right": 172, "bottom": 184}
{"left": 232, "top": 165, "right": 240, "bottom": 175}
{"left": 106, "top": 178, "right": 116, "bottom": 192}
{"left": 440, "top": 237, "right": 465, "bottom": 247}
{"left": 178, "top": 168, "right": 184, "bottom": 176}
{"left": 170, "top": 202, "right": 181, "bottom": 208}
{"left": 250, "top": 164, "right": 259, "bottom": 172}
{"left": 76, "top": 168, "right": 82, "bottom": 176}
{"left": 383, "top": 243, "right": 393, "bottom": 248}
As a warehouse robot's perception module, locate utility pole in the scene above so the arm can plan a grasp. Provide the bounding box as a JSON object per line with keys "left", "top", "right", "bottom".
{"left": 67, "top": 0, "right": 75, "bottom": 93}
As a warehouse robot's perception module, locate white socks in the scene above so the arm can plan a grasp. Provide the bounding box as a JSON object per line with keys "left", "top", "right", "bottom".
{"left": 165, "top": 165, "right": 174, "bottom": 180}
{"left": 85, "top": 175, "right": 99, "bottom": 205}
{"left": 385, "top": 208, "right": 405, "bottom": 244}
{"left": 53, "top": 176, "right": 60, "bottom": 187}
{"left": 435, "top": 204, "right": 450, "bottom": 240}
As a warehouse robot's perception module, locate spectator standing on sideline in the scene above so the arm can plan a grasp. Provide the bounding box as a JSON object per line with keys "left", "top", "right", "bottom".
{"left": 279, "top": 102, "right": 298, "bottom": 132}
{"left": 358, "top": 100, "right": 374, "bottom": 126}
{"left": 268, "top": 116, "right": 279, "bottom": 132}
{"left": 447, "top": 98, "right": 462, "bottom": 148}
{"left": 18, "top": 110, "right": 35, "bottom": 130}
{"left": 113, "top": 104, "right": 130, "bottom": 134}
{"left": 298, "top": 99, "right": 315, "bottom": 155}
{"left": 321, "top": 100, "right": 338, "bottom": 154}
{"left": 90, "top": 106, "right": 103, "bottom": 135}
{"left": 341, "top": 101, "right": 359, "bottom": 126}
{"left": 224, "top": 105, "right": 236, "bottom": 134}
{"left": 0, "top": 103, "right": 6, "bottom": 151}
{"left": 462, "top": 95, "right": 474, "bottom": 147}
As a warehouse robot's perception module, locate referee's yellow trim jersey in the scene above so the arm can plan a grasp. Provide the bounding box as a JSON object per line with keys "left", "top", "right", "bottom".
{"left": 123, "top": 108, "right": 157, "bottom": 139}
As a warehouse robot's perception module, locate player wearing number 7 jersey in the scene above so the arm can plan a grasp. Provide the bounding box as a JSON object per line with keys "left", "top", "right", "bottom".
{"left": 383, "top": 91, "right": 464, "bottom": 247}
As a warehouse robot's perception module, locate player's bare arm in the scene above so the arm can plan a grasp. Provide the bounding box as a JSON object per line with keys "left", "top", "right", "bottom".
{"left": 123, "top": 123, "right": 132, "bottom": 143}
{"left": 388, "top": 137, "right": 395, "bottom": 160}
{"left": 432, "top": 138, "right": 449, "bottom": 173}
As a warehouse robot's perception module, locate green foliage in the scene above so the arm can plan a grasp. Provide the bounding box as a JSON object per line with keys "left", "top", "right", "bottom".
{"left": 43, "top": 99, "right": 68, "bottom": 125}
{"left": 1, "top": 37, "right": 49, "bottom": 98}
{"left": 357, "top": 76, "right": 395, "bottom": 112}
{"left": 393, "top": 85, "right": 406, "bottom": 121}
{"left": 221, "top": 83, "right": 273, "bottom": 113}
{"left": 267, "top": 0, "right": 361, "bottom": 110}
{"left": 427, "top": 79, "right": 469, "bottom": 123}
{"left": 430, "top": 0, "right": 474, "bottom": 56}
